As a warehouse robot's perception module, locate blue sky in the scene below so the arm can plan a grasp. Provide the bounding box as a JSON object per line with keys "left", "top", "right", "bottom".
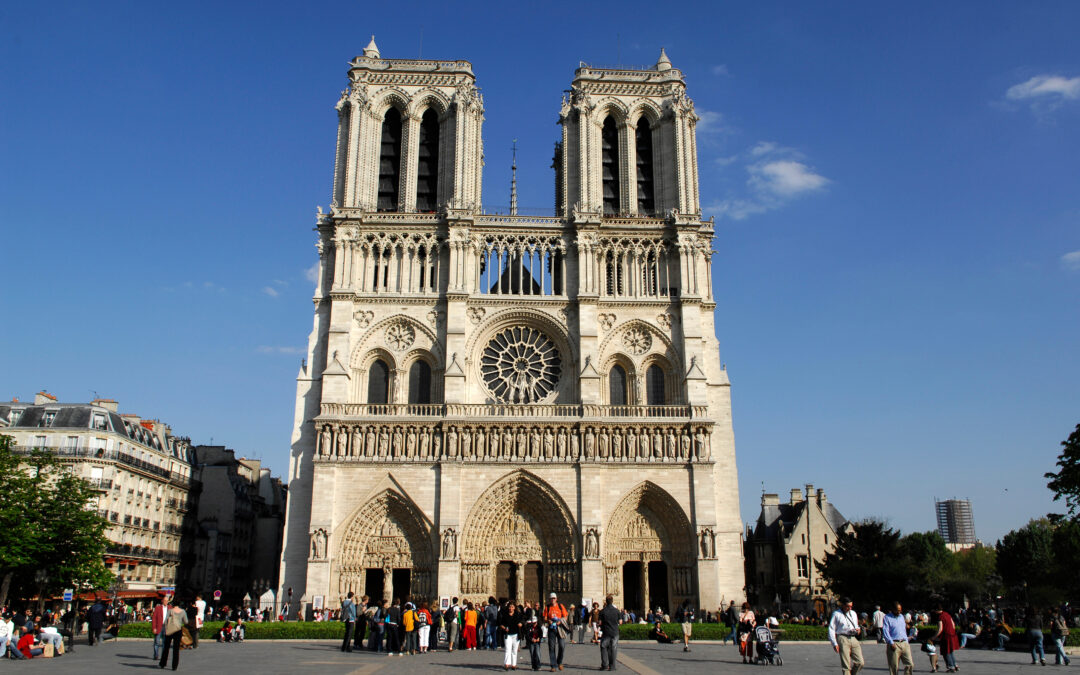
{"left": 2, "top": 1, "right": 1078, "bottom": 542}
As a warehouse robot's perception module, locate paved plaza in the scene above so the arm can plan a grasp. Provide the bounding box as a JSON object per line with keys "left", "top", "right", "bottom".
{"left": 19, "top": 639, "right": 1073, "bottom": 674}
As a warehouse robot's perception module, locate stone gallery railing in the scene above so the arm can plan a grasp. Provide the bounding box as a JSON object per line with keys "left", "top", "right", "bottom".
{"left": 312, "top": 404, "right": 715, "bottom": 464}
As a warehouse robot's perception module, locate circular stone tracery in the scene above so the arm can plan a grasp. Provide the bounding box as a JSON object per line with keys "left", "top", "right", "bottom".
{"left": 480, "top": 326, "right": 561, "bottom": 403}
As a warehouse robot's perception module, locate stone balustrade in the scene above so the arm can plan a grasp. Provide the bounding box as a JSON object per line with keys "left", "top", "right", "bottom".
{"left": 318, "top": 402, "right": 707, "bottom": 420}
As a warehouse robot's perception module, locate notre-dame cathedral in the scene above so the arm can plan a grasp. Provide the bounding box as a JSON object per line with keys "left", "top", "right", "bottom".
{"left": 278, "top": 37, "right": 744, "bottom": 617}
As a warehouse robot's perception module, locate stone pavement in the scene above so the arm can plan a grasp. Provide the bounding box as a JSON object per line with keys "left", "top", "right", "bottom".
{"left": 19, "top": 639, "right": 1073, "bottom": 674}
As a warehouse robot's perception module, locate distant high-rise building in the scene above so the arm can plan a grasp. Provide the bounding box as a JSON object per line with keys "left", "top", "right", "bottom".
{"left": 935, "top": 498, "right": 976, "bottom": 546}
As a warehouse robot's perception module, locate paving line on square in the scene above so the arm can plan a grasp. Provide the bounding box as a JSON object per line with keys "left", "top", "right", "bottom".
{"left": 617, "top": 651, "right": 663, "bottom": 675}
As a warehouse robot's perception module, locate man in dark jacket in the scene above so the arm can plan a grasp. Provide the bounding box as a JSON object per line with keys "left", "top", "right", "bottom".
{"left": 87, "top": 600, "right": 107, "bottom": 646}
{"left": 599, "top": 595, "right": 622, "bottom": 671}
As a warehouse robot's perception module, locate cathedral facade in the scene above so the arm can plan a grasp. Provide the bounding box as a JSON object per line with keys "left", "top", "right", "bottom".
{"left": 278, "top": 38, "right": 744, "bottom": 616}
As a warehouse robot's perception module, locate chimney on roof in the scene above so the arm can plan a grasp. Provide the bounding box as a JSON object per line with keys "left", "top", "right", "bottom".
{"left": 35, "top": 391, "right": 57, "bottom": 405}
{"left": 817, "top": 488, "right": 827, "bottom": 504}
{"left": 762, "top": 493, "right": 779, "bottom": 507}
{"left": 92, "top": 398, "right": 119, "bottom": 413}
{"left": 805, "top": 484, "right": 815, "bottom": 500}
{"left": 790, "top": 488, "right": 803, "bottom": 505}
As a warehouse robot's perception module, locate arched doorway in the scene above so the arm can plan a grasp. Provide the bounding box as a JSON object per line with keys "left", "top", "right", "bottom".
{"left": 603, "top": 482, "right": 695, "bottom": 616}
{"left": 335, "top": 489, "right": 434, "bottom": 604}
{"left": 460, "top": 470, "right": 579, "bottom": 606}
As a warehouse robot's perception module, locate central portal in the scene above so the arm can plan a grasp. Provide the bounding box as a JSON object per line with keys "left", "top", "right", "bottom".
{"left": 523, "top": 561, "right": 543, "bottom": 607}
{"left": 495, "top": 562, "right": 517, "bottom": 602}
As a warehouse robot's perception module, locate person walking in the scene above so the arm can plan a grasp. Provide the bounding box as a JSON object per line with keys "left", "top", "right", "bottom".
{"left": 675, "top": 599, "right": 694, "bottom": 653}
{"left": 485, "top": 597, "right": 500, "bottom": 651}
{"left": 151, "top": 598, "right": 169, "bottom": 661}
{"left": 87, "top": 599, "right": 106, "bottom": 646}
{"left": 463, "top": 601, "right": 479, "bottom": 650}
{"left": 526, "top": 607, "right": 544, "bottom": 671}
{"left": 1050, "top": 606, "right": 1071, "bottom": 666}
{"left": 192, "top": 595, "right": 205, "bottom": 649}
{"left": 882, "top": 602, "right": 914, "bottom": 675}
{"left": 353, "top": 595, "right": 369, "bottom": 650}
{"left": 1025, "top": 606, "right": 1046, "bottom": 667}
{"left": 158, "top": 599, "right": 188, "bottom": 671}
{"left": 544, "top": 592, "right": 569, "bottom": 672}
{"left": 724, "top": 601, "right": 738, "bottom": 645}
{"left": 599, "top": 595, "right": 622, "bottom": 672}
{"left": 932, "top": 604, "right": 960, "bottom": 673}
{"left": 500, "top": 601, "right": 524, "bottom": 670}
{"left": 828, "top": 597, "right": 864, "bottom": 675}
{"left": 340, "top": 591, "right": 357, "bottom": 652}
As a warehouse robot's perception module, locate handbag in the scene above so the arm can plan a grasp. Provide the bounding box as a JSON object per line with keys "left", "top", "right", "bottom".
{"left": 41, "top": 642, "right": 55, "bottom": 658}
{"left": 180, "top": 625, "right": 194, "bottom": 647}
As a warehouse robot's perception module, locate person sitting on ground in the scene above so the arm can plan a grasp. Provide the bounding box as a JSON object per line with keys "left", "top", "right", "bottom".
{"left": 217, "top": 621, "right": 233, "bottom": 642}
{"left": 17, "top": 626, "right": 43, "bottom": 659}
{"left": 650, "top": 621, "right": 673, "bottom": 644}
{"left": 992, "top": 618, "right": 1012, "bottom": 651}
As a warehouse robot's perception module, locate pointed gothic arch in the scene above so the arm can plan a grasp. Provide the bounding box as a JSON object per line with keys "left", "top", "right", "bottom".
{"left": 602, "top": 481, "right": 696, "bottom": 612}
{"left": 335, "top": 487, "right": 435, "bottom": 600}
{"left": 459, "top": 470, "right": 579, "bottom": 602}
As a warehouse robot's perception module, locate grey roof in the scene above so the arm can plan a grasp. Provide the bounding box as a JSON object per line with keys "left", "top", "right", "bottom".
{"left": 750, "top": 500, "right": 849, "bottom": 542}
{"left": 6, "top": 403, "right": 187, "bottom": 462}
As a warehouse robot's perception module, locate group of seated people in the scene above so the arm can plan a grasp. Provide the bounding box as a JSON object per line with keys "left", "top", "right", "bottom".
{"left": 216, "top": 619, "right": 245, "bottom": 643}
{"left": 0, "top": 612, "right": 69, "bottom": 659}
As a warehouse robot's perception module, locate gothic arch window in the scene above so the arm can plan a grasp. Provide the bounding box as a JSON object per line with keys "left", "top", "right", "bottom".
{"left": 415, "top": 109, "right": 440, "bottom": 212}
{"left": 377, "top": 108, "right": 402, "bottom": 212}
{"left": 601, "top": 116, "right": 621, "bottom": 215}
{"left": 367, "top": 359, "right": 391, "bottom": 404}
{"left": 407, "top": 360, "right": 432, "bottom": 405}
{"left": 604, "top": 250, "right": 624, "bottom": 296}
{"left": 609, "top": 364, "right": 628, "bottom": 406}
{"left": 635, "top": 118, "right": 655, "bottom": 215}
{"left": 646, "top": 364, "right": 666, "bottom": 406}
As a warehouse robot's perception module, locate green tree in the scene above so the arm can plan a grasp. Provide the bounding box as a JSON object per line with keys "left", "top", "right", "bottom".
{"left": 0, "top": 434, "right": 112, "bottom": 607}
{"left": 949, "top": 544, "right": 1000, "bottom": 602}
{"left": 816, "top": 519, "right": 911, "bottom": 606}
{"left": 1049, "top": 519, "right": 1080, "bottom": 598}
{"left": 898, "top": 531, "right": 954, "bottom": 604}
{"left": 1046, "top": 423, "right": 1080, "bottom": 521}
{"left": 996, "top": 518, "right": 1055, "bottom": 603}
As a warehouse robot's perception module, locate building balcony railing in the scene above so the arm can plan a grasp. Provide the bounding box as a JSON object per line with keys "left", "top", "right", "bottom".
{"left": 318, "top": 403, "right": 706, "bottom": 420}
{"left": 14, "top": 446, "right": 194, "bottom": 486}
{"left": 87, "top": 478, "right": 113, "bottom": 490}
{"left": 105, "top": 544, "right": 180, "bottom": 562}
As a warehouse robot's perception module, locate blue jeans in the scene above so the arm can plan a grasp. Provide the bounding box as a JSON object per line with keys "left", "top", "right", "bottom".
{"left": 725, "top": 626, "right": 736, "bottom": 643}
{"left": 485, "top": 622, "right": 497, "bottom": 649}
{"left": 153, "top": 630, "right": 164, "bottom": 659}
{"left": 1052, "top": 637, "right": 1070, "bottom": 665}
{"left": 958, "top": 632, "right": 975, "bottom": 648}
{"left": 1029, "top": 629, "right": 1044, "bottom": 662}
{"left": 996, "top": 633, "right": 1010, "bottom": 649}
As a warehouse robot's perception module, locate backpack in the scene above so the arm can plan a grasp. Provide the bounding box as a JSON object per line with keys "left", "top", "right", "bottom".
{"left": 417, "top": 610, "right": 428, "bottom": 627}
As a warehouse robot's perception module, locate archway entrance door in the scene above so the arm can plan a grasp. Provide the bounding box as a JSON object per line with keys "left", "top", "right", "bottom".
{"left": 364, "top": 568, "right": 384, "bottom": 602}
{"left": 647, "top": 561, "right": 669, "bottom": 615}
{"left": 392, "top": 568, "right": 411, "bottom": 602}
{"left": 496, "top": 562, "right": 517, "bottom": 603}
{"left": 622, "top": 562, "right": 642, "bottom": 613}
{"left": 523, "top": 561, "right": 543, "bottom": 608}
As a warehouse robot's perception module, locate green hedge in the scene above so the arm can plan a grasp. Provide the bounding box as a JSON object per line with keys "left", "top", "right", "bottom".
{"left": 618, "top": 622, "right": 828, "bottom": 641}
{"left": 117, "top": 621, "right": 346, "bottom": 640}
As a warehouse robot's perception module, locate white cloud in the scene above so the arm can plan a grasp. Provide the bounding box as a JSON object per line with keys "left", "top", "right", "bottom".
{"left": 694, "top": 109, "right": 726, "bottom": 135}
{"left": 262, "top": 286, "right": 279, "bottom": 298}
{"left": 256, "top": 345, "right": 305, "bottom": 355}
{"left": 272, "top": 279, "right": 288, "bottom": 287}
{"left": 750, "top": 160, "right": 829, "bottom": 197}
{"left": 305, "top": 262, "right": 320, "bottom": 283}
{"left": 712, "top": 64, "right": 730, "bottom": 77}
{"left": 1062, "top": 250, "right": 1080, "bottom": 270}
{"left": 1007, "top": 75, "right": 1080, "bottom": 101}
{"left": 708, "top": 141, "right": 831, "bottom": 220}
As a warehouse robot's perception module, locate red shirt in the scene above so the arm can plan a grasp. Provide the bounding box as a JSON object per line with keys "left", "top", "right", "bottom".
{"left": 544, "top": 603, "right": 568, "bottom": 621}
{"left": 17, "top": 633, "right": 36, "bottom": 658}
{"left": 417, "top": 609, "right": 431, "bottom": 625}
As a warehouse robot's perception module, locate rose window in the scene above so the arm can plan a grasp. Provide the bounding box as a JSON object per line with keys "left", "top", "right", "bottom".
{"left": 623, "top": 326, "right": 653, "bottom": 355}
{"left": 480, "top": 326, "right": 561, "bottom": 403}
{"left": 385, "top": 322, "right": 415, "bottom": 351}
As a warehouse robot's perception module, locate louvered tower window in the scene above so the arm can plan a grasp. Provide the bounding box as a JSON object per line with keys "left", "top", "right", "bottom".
{"left": 601, "top": 116, "right": 620, "bottom": 215}
{"left": 609, "top": 365, "right": 628, "bottom": 406}
{"left": 377, "top": 109, "right": 402, "bottom": 212}
{"left": 416, "top": 109, "right": 440, "bottom": 212}
{"left": 367, "top": 359, "right": 390, "bottom": 404}
{"left": 407, "top": 360, "right": 432, "bottom": 404}
{"left": 636, "top": 118, "right": 655, "bottom": 215}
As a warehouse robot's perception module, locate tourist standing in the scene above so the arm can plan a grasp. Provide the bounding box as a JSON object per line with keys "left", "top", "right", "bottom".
{"left": 448, "top": 597, "right": 461, "bottom": 652}
{"left": 1025, "top": 606, "right": 1046, "bottom": 667}
{"left": 827, "top": 598, "right": 864, "bottom": 675}
{"left": 544, "top": 592, "right": 569, "bottom": 671}
{"left": 463, "top": 601, "right": 479, "bottom": 650}
{"left": 151, "top": 598, "right": 169, "bottom": 661}
{"left": 526, "top": 606, "right": 544, "bottom": 671}
{"left": 599, "top": 595, "right": 622, "bottom": 672}
{"left": 484, "top": 597, "right": 499, "bottom": 650}
{"left": 932, "top": 604, "right": 960, "bottom": 673}
{"left": 1050, "top": 606, "right": 1071, "bottom": 666}
{"left": 724, "top": 601, "right": 738, "bottom": 644}
{"left": 192, "top": 595, "right": 205, "bottom": 649}
{"left": 500, "top": 601, "right": 524, "bottom": 670}
{"left": 872, "top": 605, "right": 885, "bottom": 643}
{"left": 737, "top": 602, "right": 756, "bottom": 664}
{"left": 675, "top": 599, "right": 694, "bottom": 652}
{"left": 882, "top": 602, "right": 913, "bottom": 675}
{"left": 158, "top": 599, "right": 188, "bottom": 671}
{"left": 340, "top": 591, "right": 356, "bottom": 652}
{"left": 353, "top": 595, "right": 369, "bottom": 650}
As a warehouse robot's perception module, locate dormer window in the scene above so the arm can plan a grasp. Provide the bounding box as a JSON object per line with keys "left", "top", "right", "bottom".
{"left": 41, "top": 411, "right": 57, "bottom": 427}
{"left": 92, "top": 413, "right": 108, "bottom": 431}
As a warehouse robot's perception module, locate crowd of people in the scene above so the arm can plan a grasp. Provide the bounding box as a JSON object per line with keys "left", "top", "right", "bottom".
{"left": 333, "top": 590, "right": 628, "bottom": 671}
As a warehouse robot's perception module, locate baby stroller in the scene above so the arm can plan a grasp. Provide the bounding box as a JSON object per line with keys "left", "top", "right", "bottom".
{"left": 754, "top": 624, "right": 782, "bottom": 665}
